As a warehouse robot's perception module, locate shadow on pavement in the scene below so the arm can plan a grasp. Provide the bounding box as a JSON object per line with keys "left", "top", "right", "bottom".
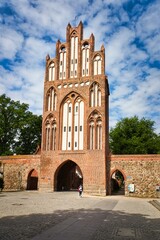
{"left": 0, "top": 207, "right": 160, "bottom": 240}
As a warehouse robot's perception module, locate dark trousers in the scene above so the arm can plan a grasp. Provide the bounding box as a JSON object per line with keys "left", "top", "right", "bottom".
{"left": 79, "top": 191, "right": 82, "bottom": 196}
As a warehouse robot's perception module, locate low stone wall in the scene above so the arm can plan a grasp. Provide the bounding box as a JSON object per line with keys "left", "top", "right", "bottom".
{"left": 0, "top": 155, "right": 40, "bottom": 191}
{"left": 109, "top": 154, "right": 160, "bottom": 198}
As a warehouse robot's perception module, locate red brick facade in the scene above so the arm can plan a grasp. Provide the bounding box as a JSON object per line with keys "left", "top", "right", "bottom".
{"left": 39, "top": 22, "right": 109, "bottom": 195}
{"left": 0, "top": 22, "right": 159, "bottom": 198}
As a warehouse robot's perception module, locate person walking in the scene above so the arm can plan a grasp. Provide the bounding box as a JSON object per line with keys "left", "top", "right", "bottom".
{"left": 78, "top": 184, "right": 83, "bottom": 197}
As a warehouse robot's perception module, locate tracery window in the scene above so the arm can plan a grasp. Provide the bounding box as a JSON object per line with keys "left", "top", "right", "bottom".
{"left": 90, "top": 82, "right": 101, "bottom": 107}
{"left": 88, "top": 111, "right": 102, "bottom": 150}
{"left": 46, "top": 87, "right": 57, "bottom": 111}
{"left": 62, "top": 94, "right": 84, "bottom": 150}
{"left": 44, "top": 115, "right": 56, "bottom": 151}
{"left": 82, "top": 42, "right": 90, "bottom": 77}
{"left": 49, "top": 62, "right": 55, "bottom": 81}
{"left": 59, "top": 46, "right": 66, "bottom": 80}
{"left": 93, "top": 55, "right": 102, "bottom": 75}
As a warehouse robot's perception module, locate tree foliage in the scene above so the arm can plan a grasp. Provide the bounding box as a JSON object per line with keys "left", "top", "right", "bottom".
{"left": 109, "top": 116, "right": 160, "bottom": 154}
{"left": 0, "top": 94, "right": 42, "bottom": 156}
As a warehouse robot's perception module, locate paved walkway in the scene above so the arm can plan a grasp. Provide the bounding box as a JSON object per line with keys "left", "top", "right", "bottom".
{"left": 0, "top": 191, "right": 160, "bottom": 240}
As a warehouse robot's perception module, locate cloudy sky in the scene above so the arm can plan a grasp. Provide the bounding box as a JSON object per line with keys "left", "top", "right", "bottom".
{"left": 0, "top": 0, "right": 160, "bottom": 133}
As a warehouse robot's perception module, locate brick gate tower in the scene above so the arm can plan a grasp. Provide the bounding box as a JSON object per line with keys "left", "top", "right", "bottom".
{"left": 39, "top": 22, "right": 110, "bottom": 195}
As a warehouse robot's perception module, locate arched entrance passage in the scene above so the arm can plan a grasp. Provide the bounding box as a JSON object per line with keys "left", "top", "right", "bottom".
{"left": 27, "top": 169, "right": 38, "bottom": 190}
{"left": 55, "top": 160, "right": 83, "bottom": 191}
{"left": 111, "top": 169, "right": 125, "bottom": 195}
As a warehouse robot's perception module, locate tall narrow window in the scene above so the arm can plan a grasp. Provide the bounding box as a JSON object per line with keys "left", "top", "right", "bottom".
{"left": 88, "top": 112, "right": 102, "bottom": 150}
{"left": 78, "top": 100, "right": 84, "bottom": 150}
{"left": 93, "top": 55, "right": 102, "bottom": 75}
{"left": 49, "top": 63, "right": 55, "bottom": 81}
{"left": 62, "top": 102, "right": 68, "bottom": 150}
{"left": 59, "top": 47, "right": 66, "bottom": 80}
{"left": 82, "top": 42, "right": 90, "bottom": 77}
{"left": 62, "top": 94, "right": 84, "bottom": 150}
{"left": 54, "top": 94, "right": 57, "bottom": 111}
{"left": 62, "top": 100, "right": 72, "bottom": 150}
{"left": 96, "top": 120, "right": 102, "bottom": 150}
{"left": 44, "top": 116, "right": 56, "bottom": 151}
{"left": 97, "top": 90, "right": 101, "bottom": 106}
{"left": 70, "top": 34, "right": 78, "bottom": 78}
{"left": 51, "top": 123, "right": 56, "bottom": 150}
{"left": 45, "top": 125, "right": 50, "bottom": 150}
{"left": 89, "top": 82, "right": 101, "bottom": 107}
{"left": 46, "top": 87, "right": 57, "bottom": 111}
{"left": 74, "top": 99, "right": 84, "bottom": 150}
{"left": 47, "top": 95, "right": 51, "bottom": 111}
{"left": 89, "top": 121, "right": 94, "bottom": 150}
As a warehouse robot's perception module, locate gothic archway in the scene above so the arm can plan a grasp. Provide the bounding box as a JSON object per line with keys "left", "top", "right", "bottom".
{"left": 54, "top": 160, "right": 83, "bottom": 191}
{"left": 27, "top": 169, "right": 38, "bottom": 190}
{"left": 111, "top": 169, "right": 125, "bottom": 195}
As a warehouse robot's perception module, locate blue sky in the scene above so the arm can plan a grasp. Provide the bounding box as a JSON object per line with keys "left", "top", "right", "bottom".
{"left": 0, "top": 0, "right": 160, "bottom": 133}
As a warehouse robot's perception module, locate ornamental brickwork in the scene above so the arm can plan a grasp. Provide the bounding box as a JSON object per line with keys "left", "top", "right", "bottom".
{"left": 40, "top": 22, "right": 109, "bottom": 195}
{"left": 0, "top": 22, "right": 159, "bottom": 198}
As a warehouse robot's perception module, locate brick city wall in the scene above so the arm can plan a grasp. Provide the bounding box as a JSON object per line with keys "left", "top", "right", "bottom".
{"left": 109, "top": 154, "right": 160, "bottom": 198}
{"left": 0, "top": 155, "right": 40, "bottom": 191}
{"left": 0, "top": 154, "right": 160, "bottom": 198}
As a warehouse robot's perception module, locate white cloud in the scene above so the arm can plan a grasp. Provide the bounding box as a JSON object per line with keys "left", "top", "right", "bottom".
{"left": 20, "top": 37, "right": 54, "bottom": 64}
{"left": 2, "top": 65, "right": 44, "bottom": 115}
{"left": 106, "top": 27, "right": 135, "bottom": 68}
{"left": 8, "top": 0, "right": 89, "bottom": 39}
{"left": 105, "top": 1, "right": 160, "bottom": 133}
{"left": 136, "top": 0, "right": 160, "bottom": 61}
{"left": 0, "top": 0, "right": 159, "bottom": 134}
{"left": 136, "top": 1, "right": 160, "bottom": 39}
{"left": 0, "top": 26, "right": 24, "bottom": 60}
{"left": 103, "top": 0, "right": 128, "bottom": 5}
{"left": 109, "top": 65, "right": 160, "bottom": 133}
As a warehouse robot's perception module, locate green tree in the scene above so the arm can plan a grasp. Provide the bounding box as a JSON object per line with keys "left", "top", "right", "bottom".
{"left": 13, "top": 113, "right": 42, "bottom": 154}
{"left": 109, "top": 116, "right": 160, "bottom": 154}
{"left": 0, "top": 94, "right": 42, "bottom": 156}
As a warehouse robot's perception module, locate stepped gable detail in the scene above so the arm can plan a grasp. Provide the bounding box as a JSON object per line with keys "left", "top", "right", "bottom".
{"left": 0, "top": 22, "right": 159, "bottom": 198}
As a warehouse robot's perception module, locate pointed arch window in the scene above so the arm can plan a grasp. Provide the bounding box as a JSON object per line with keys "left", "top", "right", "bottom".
{"left": 82, "top": 42, "right": 90, "bottom": 77}
{"left": 90, "top": 82, "right": 101, "bottom": 107}
{"left": 89, "top": 120, "right": 95, "bottom": 150}
{"left": 44, "top": 115, "right": 57, "bottom": 151}
{"left": 62, "top": 94, "right": 84, "bottom": 150}
{"left": 59, "top": 46, "right": 66, "bottom": 80}
{"left": 70, "top": 32, "right": 78, "bottom": 78}
{"left": 51, "top": 122, "right": 56, "bottom": 150}
{"left": 88, "top": 112, "right": 102, "bottom": 150}
{"left": 45, "top": 122, "right": 50, "bottom": 151}
{"left": 93, "top": 55, "right": 102, "bottom": 75}
{"left": 49, "top": 62, "right": 55, "bottom": 81}
{"left": 96, "top": 119, "right": 102, "bottom": 150}
{"left": 46, "top": 87, "right": 57, "bottom": 111}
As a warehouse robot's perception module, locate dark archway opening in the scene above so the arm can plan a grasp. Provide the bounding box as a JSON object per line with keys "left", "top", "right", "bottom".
{"left": 111, "top": 170, "right": 125, "bottom": 195}
{"left": 56, "top": 161, "right": 83, "bottom": 191}
{"left": 27, "top": 169, "right": 38, "bottom": 190}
